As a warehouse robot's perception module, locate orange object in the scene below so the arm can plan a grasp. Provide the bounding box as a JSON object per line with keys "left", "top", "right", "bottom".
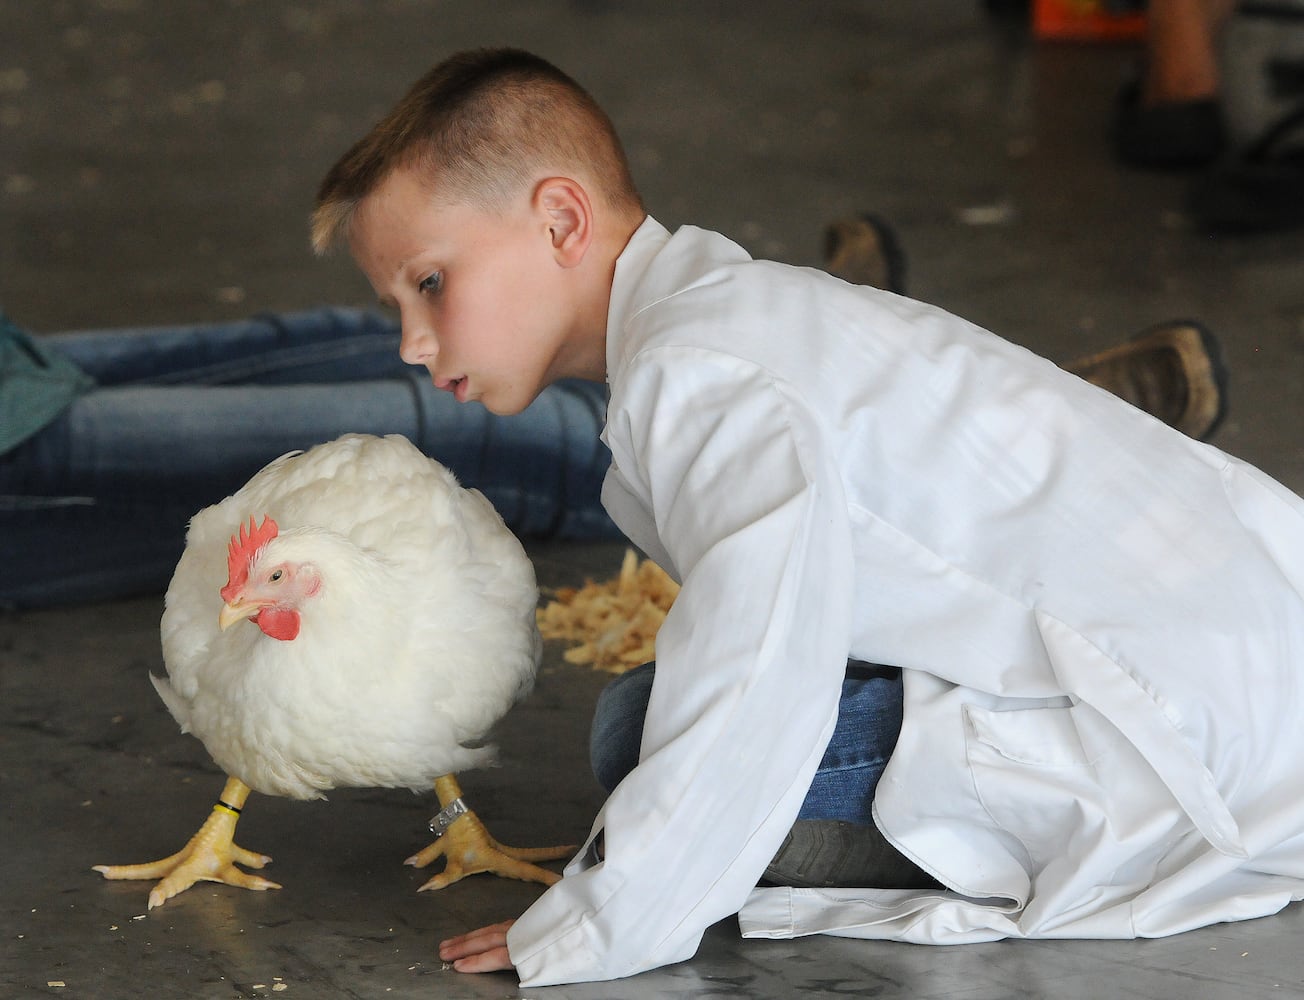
{"left": 1033, "top": 0, "right": 1148, "bottom": 41}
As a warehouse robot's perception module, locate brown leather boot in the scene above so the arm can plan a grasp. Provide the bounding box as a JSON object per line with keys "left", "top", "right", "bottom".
{"left": 1065, "top": 320, "right": 1228, "bottom": 441}
{"left": 823, "top": 214, "right": 907, "bottom": 295}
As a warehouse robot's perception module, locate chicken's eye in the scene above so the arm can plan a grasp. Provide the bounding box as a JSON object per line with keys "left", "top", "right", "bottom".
{"left": 269, "top": 569, "right": 283, "bottom": 583}
{"left": 418, "top": 272, "right": 443, "bottom": 296}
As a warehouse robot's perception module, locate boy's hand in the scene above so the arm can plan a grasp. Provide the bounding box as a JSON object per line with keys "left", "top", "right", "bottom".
{"left": 439, "top": 919, "right": 516, "bottom": 974}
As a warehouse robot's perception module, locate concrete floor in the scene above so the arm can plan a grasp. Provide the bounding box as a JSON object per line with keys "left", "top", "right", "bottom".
{"left": 3, "top": 1, "right": 1304, "bottom": 997}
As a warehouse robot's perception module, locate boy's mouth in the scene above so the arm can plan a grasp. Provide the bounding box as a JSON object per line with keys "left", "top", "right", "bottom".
{"left": 436, "top": 375, "right": 469, "bottom": 402}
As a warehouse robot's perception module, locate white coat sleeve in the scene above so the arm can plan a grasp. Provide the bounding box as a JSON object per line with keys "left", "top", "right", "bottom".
{"left": 508, "top": 347, "right": 858, "bottom": 985}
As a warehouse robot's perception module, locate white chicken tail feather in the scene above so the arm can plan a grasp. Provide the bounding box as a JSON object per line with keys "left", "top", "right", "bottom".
{"left": 150, "top": 673, "right": 192, "bottom": 734}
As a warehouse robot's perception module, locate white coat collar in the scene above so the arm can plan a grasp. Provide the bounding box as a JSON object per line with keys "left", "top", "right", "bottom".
{"left": 604, "top": 214, "right": 671, "bottom": 382}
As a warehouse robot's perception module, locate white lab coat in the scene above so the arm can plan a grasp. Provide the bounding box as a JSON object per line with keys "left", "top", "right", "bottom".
{"left": 507, "top": 217, "right": 1304, "bottom": 986}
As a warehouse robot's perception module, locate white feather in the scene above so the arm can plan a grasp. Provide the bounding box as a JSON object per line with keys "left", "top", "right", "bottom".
{"left": 156, "top": 434, "right": 542, "bottom": 800}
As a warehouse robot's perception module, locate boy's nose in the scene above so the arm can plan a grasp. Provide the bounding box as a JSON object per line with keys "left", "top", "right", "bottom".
{"left": 398, "top": 323, "right": 437, "bottom": 366}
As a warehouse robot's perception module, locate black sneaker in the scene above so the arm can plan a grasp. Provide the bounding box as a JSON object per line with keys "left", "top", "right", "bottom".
{"left": 762, "top": 819, "right": 942, "bottom": 890}
{"left": 1113, "top": 80, "right": 1227, "bottom": 170}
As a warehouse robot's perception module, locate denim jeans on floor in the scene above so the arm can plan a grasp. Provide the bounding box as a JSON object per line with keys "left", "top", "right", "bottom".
{"left": 589, "top": 660, "right": 904, "bottom": 825}
{"left": 0, "top": 306, "right": 618, "bottom": 608}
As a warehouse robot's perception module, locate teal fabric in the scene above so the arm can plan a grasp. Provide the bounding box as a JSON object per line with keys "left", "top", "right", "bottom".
{"left": 0, "top": 314, "right": 95, "bottom": 456}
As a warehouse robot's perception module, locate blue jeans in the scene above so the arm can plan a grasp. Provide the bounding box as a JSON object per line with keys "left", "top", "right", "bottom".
{"left": 589, "top": 661, "right": 904, "bottom": 825}
{"left": 0, "top": 307, "right": 618, "bottom": 608}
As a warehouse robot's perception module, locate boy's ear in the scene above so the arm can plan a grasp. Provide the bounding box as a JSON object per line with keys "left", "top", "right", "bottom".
{"left": 534, "top": 177, "right": 593, "bottom": 268}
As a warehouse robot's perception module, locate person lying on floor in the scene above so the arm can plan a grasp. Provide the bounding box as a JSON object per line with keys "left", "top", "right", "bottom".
{"left": 0, "top": 307, "right": 616, "bottom": 609}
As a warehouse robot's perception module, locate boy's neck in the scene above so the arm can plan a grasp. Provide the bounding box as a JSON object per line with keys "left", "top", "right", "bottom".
{"left": 558, "top": 210, "right": 646, "bottom": 384}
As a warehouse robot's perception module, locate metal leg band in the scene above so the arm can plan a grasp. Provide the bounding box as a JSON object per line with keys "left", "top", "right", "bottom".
{"left": 428, "top": 797, "right": 468, "bottom": 839}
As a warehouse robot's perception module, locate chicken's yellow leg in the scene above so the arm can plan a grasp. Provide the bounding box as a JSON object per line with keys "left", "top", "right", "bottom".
{"left": 93, "top": 776, "right": 280, "bottom": 909}
{"left": 405, "top": 774, "right": 575, "bottom": 891}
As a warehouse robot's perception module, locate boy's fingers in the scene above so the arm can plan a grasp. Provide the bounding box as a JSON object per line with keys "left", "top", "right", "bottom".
{"left": 440, "top": 919, "right": 515, "bottom": 961}
{"left": 452, "top": 945, "right": 514, "bottom": 974}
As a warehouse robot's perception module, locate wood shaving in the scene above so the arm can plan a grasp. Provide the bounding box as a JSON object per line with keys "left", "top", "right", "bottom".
{"left": 537, "top": 549, "right": 679, "bottom": 674}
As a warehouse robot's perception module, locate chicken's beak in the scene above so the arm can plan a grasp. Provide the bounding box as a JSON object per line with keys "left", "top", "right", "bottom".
{"left": 218, "top": 600, "right": 260, "bottom": 631}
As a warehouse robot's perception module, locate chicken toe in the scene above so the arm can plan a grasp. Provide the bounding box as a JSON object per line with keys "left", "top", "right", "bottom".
{"left": 405, "top": 774, "right": 574, "bottom": 891}
{"left": 93, "top": 777, "right": 280, "bottom": 909}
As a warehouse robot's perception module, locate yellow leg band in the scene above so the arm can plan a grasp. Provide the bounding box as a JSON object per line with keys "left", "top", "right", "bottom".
{"left": 212, "top": 801, "right": 242, "bottom": 819}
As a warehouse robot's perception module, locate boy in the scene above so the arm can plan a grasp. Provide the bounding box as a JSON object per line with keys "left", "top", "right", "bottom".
{"left": 313, "top": 48, "right": 1304, "bottom": 988}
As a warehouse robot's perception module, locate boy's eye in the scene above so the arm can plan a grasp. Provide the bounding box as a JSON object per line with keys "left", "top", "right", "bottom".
{"left": 418, "top": 272, "right": 443, "bottom": 295}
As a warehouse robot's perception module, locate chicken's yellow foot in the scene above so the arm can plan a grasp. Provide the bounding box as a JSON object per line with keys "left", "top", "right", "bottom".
{"left": 93, "top": 776, "right": 280, "bottom": 909}
{"left": 405, "top": 774, "right": 574, "bottom": 891}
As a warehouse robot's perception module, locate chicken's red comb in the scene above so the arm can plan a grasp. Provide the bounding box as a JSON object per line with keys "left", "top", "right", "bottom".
{"left": 220, "top": 515, "right": 279, "bottom": 601}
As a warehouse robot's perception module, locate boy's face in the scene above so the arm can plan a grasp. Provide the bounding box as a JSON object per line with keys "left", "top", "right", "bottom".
{"left": 348, "top": 164, "right": 577, "bottom": 416}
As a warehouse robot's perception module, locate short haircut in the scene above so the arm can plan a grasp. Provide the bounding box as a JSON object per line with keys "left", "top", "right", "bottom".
{"left": 312, "top": 47, "right": 643, "bottom": 254}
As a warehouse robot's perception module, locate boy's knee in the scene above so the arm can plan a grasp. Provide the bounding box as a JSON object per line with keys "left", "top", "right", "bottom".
{"left": 589, "top": 662, "right": 655, "bottom": 792}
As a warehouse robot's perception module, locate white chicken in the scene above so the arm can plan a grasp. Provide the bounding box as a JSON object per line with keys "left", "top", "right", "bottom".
{"left": 94, "top": 433, "right": 571, "bottom": 909}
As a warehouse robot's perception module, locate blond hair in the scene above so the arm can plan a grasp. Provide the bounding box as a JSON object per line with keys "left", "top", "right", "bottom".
{"left": 312, "top": 48, "right": 643, "bottom": 254}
